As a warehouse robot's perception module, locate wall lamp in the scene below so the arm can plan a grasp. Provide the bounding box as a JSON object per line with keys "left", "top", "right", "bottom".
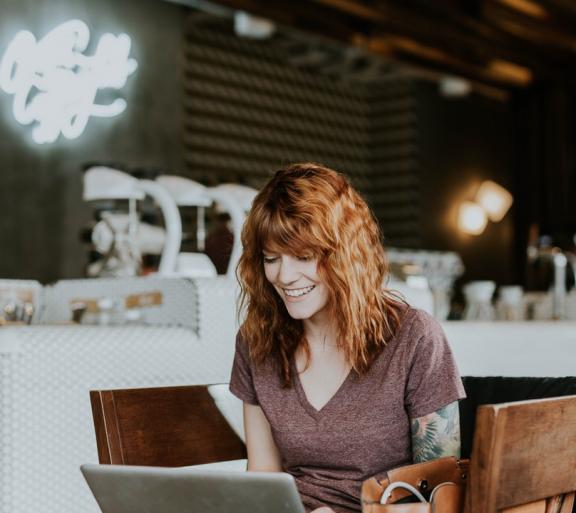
{"left": 458, "top": 180, "right": 513, "bottom": 235}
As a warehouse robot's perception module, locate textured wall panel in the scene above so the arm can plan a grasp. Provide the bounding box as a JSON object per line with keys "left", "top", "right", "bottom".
{"left": 182, "top": 17, "right": 420, "bottom": 246}
{"left": 182, "top": 20, "right": 371, "bottom": 193}
{"left": 368, "top": 80, "right": 420, "bottom": 247}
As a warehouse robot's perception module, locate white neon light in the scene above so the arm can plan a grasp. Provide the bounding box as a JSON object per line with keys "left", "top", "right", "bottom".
{"left": 0, "top": 20, "right": 138, "bottom": 144}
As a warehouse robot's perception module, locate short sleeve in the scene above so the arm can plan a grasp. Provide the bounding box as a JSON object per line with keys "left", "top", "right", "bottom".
{"left": 404, "top": 311, "right": 466, "bottom": 419}
{"left": 229, "top": 331, "right": 259, "bottom": 405}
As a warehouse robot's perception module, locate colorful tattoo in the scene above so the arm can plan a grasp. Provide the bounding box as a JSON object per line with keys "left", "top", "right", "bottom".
{"left": 410, "top": 401, "right": 461, "bottom": 463}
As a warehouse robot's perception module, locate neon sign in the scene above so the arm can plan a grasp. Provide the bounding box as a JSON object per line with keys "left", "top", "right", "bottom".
{"left": 0, "top": 20, "right": 138, "bottom": 144}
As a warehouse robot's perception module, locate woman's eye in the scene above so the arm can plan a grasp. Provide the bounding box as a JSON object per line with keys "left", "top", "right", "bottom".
{"left": 297, "top": 255, "right": 313, "bottom": 262}
{"left": 263, "top": 256, "right": 278, "bottom": 264}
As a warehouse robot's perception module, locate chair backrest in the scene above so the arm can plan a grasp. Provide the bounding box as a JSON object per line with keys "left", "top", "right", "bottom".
{"left": 464, "top": 395, "right": 576, "bottom": 513}
{"left": 459, "top": 376, "right": 576, "bottom": 458}
{"left": 90, "top": 385, "right": 246, "bottom": 467}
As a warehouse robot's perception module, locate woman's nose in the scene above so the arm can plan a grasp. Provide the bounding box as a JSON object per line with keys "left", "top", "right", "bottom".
{"left": 277, "top": 257, "right": 299, "bottom": 285}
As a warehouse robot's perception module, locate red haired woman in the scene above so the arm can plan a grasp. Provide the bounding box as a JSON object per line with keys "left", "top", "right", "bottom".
{"left": 230, "top": 163, "right": 465, "bottom": 513}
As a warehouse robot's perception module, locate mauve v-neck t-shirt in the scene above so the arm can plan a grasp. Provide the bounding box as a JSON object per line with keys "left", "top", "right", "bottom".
{"left": 229, "top": 308, "right": 465, "bottom": 513}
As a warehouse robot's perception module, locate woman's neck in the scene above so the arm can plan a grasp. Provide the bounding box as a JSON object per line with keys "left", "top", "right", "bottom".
{"left": 302, "top": 317, "right": 337, "bottom": 351}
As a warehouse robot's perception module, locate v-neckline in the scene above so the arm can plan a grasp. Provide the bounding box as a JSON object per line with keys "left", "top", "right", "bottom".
{"left": 290, "top": 306, "right": 412, "bottom": 420}
{"left": 291, "top": 358, "right": 354, "bottom": 419}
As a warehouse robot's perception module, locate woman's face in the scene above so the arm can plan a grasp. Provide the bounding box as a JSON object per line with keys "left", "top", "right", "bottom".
{"left": 263, "top": 250, "right": 330, "bottom": 325}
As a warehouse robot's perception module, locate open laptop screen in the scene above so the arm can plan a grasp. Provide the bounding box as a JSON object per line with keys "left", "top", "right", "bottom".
{"left": 81, "top": 463, "right": 306, "bottom": 513}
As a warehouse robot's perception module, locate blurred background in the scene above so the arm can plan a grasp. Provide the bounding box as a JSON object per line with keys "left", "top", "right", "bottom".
{"left": 0, "top": 0, "right": 575, "bottom": 318}
{"left": 2, "top": 4, "right": 576, "bottom": 513}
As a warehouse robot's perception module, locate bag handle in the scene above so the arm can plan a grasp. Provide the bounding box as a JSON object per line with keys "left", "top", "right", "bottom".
{"left": 380, "top": 482, "right": 428, "bottom": 505}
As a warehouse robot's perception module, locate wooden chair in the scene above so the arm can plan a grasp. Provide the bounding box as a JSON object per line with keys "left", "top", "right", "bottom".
{"left": 90, "top": 385, "right": 246, "bottom": 467}
{"left": 465, "top": 395, "right": 576, "bottom": 513}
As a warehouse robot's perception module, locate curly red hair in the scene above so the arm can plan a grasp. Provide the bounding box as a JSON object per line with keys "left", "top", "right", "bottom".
{"left": 237, "top": 163, "right": 403, "bottom": 386}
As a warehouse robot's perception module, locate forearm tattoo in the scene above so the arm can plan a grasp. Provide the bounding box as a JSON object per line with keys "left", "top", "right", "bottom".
{"left": 410, "top": 401, "right": 461, "bottom": 463}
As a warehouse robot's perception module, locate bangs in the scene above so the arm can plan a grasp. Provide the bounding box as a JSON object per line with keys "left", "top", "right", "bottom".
{"left": 256, "top": 207, "right": 325, "bottom": 256}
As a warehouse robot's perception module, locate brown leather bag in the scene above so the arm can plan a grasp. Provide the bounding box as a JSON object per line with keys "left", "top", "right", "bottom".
{"left": 361, "top": 457, "right": 469, "bottom": 513}
{"left": 361, "top": 457, "right": 575, "bottom": 513}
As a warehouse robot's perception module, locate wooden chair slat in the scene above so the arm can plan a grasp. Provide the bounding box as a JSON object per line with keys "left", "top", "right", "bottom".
{"left": 465, "top": 395, "right": 576, "bottom": 513}
{"left": 89, "top": 385, "right": 246, "bottom": 467}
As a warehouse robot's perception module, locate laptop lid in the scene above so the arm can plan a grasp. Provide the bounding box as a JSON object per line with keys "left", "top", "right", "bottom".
{"left": 80, "top": 463, "right": 306, "bottom": 513}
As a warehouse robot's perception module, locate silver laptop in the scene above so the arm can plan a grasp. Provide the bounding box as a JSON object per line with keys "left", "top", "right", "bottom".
{"left": 81, "top": 463, "right": 306, "bottom": 513}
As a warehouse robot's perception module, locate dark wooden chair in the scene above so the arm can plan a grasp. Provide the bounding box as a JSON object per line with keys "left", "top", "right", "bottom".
{"left": 90, "top": 385, "right": 246, "bottom": 467}
{"left": 460, "top": 377, "right": 576, "bottom": 459}
{"left": 465, "top": 395, "right": 576, "bottom": 513}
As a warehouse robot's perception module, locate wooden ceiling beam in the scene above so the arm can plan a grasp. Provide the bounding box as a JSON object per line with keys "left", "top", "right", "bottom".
{"left": 537, "top": 1, "right": 576, "bottom": 39}
{"left": 494, "top": 0, "right": 550, "bottom": 19}
{"left": 426, "top": 2, "right": 576, "bottom": 83}
{"left": 365, "top": 35, "right": 532, "bottom": 88}
{"left": 320, "top": 0, "right": 570, "bottom": 79}
{"left": 483, "top": 1, "right": 576, "bottom": 52}
{"left": 204, "top": 0, "right": 576, "bottom": 88}
{"left": 542, "top": 0, "right": 576, "bottom": 16}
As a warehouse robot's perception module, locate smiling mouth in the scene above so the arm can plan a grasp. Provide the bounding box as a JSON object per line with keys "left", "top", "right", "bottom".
{"left": 283, "top": 285, "right": 315, "bottom": 298}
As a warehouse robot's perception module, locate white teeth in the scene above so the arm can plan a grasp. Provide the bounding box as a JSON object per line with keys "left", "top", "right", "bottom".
{"left": 284, "top": 285, "right": 315, "bottom": 297}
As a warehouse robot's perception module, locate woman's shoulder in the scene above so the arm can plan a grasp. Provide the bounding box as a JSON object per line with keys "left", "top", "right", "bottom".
{"left": 393, "top": 306, "right": 444, "bottom": 344}
{"left": 403, "top": 306, "right": 439, "bottom": 327}
{"left": 398, "top": 304, "right": 440, "bottom": 332}
{"left": 234, "top": 329, "right": 251, "bottom": 358}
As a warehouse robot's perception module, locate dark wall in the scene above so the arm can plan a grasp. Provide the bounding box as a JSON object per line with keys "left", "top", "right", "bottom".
{"left": 181, "top": 20, "right": 373, "bottom": 188}
{"left": 512, "top": 81, "right": 576, "bottom": 285}
{"left": 368, "top": 79, "right": 420, "bottom": 248}
{"left": 0, "top": 0, "right": 186, "bottom": 282}
{"left": 0, "top": 0, "right": 520, "bottom": 288}
{"left": 416, "top": 81, "right": 516, "bottom": 286}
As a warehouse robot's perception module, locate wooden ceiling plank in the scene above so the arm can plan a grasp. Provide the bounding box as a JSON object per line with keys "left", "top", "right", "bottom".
{"left": 198, "top": 0, "right": 576, "bottom": 88}
{"left": 484, "top": 1, "right": 576, "bottom": 52}
{"left": 391, "top": 2, "right": 570, "bottom": 75}
{"left": 542, "top": 0, "right": 576, "bottom": 16}
{"left": 366, "top": 35, "right": 527, "bottom": 91}
{"left": 495, "top": 0, "right": 550, "bottom": 19}
{"left": 313, "top": 1, "right": 566, "bottom": 78}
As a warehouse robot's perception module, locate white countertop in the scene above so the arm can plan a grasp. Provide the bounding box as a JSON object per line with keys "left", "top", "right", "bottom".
{"left": 442, "top": 321, "right": 576, "bottom": 377}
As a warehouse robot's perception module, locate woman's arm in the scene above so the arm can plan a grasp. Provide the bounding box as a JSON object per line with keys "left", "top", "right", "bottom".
{"left": 410, "top": 401, "right": 461, "bottom": 463}
{"left": 243, "top": 402, "right": 283, "bottom": 472}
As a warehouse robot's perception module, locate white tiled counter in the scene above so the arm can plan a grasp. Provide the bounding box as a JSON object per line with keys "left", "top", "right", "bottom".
{"left": 0, "top": 325, "right": 235, "bottom": 513}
